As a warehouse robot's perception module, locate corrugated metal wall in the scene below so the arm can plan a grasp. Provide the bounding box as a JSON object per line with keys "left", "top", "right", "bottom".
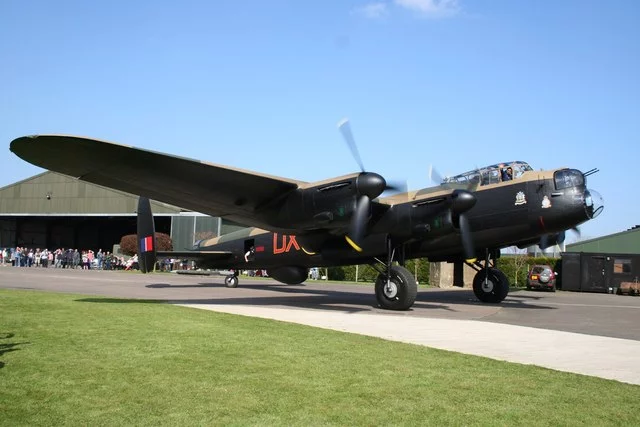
{"left": 1, "top": 172, "right": 253, "bottom": 250}
{"left": 0, "top": 171, "right": 182, "bottom": 214}
{"left": 566, "top": 228, "right": 640, "bottom": 254}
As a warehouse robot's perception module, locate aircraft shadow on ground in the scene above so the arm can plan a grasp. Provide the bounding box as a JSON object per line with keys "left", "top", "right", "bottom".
{"left": 78, "top": 294, "right": 374, "bottom": 314}
{"left": 76, "top": 281, "right": 555, "bottom": 313}
{"left": 0, "top": 333, "right": 30, "bottom": 369}
{"left": 146, "top": 283, "right": 220, "bottom": 289}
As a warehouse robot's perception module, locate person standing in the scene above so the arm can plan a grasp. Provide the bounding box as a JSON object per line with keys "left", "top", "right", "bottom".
{"left": 244, "top": 246, "right": 255, "bottom": 262}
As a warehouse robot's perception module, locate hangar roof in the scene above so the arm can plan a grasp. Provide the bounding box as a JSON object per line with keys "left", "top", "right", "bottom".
{"left": 566, "top": 226, "right": 640, "bottom": 255}
{"left": 0, "top": 171, "right": 185, "bottom": 215}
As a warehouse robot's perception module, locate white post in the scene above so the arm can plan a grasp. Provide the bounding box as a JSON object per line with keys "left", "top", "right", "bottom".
{"left": 355, "top": 264, "right": 359, "bottom": 283}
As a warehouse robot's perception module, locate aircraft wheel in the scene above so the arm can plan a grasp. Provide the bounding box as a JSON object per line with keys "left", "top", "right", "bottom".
{"left": 473, "top": 268, "right": 509, "bottom": 303}
{"left": 225, "top": 275, "right": 239, "bottom": 288}
{"left": 375, "top": 265, "right": 417, "bottom": 311}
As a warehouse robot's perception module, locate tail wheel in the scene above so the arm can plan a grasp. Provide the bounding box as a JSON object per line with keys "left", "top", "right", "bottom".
{"left": 473, "top": 268, "right": 509, "bottom": 303}
{"left": 225, "top": 275, "right": 239, "bottom": 288}
{"left": 375, "top": 265, "right": 417, "bottom": 311}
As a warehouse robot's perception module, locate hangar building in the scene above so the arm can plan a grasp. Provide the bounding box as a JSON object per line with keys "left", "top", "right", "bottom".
{"left": 561, "top": 226, "right": 640, "bottom": 293}
{"left": 0, "top": 172, "right": 244, "bottom": 252}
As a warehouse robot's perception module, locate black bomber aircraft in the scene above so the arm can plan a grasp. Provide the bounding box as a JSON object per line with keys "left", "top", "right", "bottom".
{"left": 10, "top": 121, "right": 603, "bottom": 310}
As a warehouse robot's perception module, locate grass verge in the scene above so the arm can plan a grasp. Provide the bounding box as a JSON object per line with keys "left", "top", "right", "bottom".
{"left": 1, "top": 289, "right": 638, "bottom": 426}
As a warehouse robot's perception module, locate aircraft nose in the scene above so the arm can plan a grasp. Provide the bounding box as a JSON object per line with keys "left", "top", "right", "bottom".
{"left": 584, "top": 188, "right": 604, "bottom": 219}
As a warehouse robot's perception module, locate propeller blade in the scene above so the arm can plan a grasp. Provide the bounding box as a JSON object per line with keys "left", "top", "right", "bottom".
{"left": 467, "top": 166, "right": 482, "bottom": 192}
{"left": 539, "top": 231, "right": 566, "bottom": 250}
{"left": 337, "top": 118, "right": 365, "bottom": 172}
{"left": 571, "top": 226, "right": 581, "bottom": 238}
{"left": 429, "top": 165, "right": 444, "bottom": 185}
{"left": 557, "top": 230, "right": 566, "bottom": 245}
{"left": 539, "top": 234, "right": 551, "bottom": 250}
{"left": 459, "top": 213, "right": 476, "bottom": 262}
{"left": 384, "top": 179, "right": 408, "bottom": 194}
{"left": 430, "top": 164, "right": 480, "bottom": 192}
{"left": 346, "top": 194, "right": 370, "bottom": 252}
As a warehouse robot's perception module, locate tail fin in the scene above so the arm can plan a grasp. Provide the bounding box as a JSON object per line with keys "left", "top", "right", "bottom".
{"left": 137, "top": 196, "right": 157, "bottom": 273}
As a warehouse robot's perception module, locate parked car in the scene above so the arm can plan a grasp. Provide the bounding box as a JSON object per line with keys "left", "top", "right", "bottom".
{"left": 527, "top": 265, "right": 557, "bottom": 291}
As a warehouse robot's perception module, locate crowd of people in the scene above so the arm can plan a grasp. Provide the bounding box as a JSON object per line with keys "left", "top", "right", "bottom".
{"left": 0, "top": 247, "right": 139, "bottom": 270}
{"left": 1, "top": 247, "right": 321, "bottom": 276}
{"left": 0, "top": 247, "right": 195, "bottom": 272}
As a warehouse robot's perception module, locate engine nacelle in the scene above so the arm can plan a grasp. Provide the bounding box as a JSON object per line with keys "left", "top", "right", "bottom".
{"left": 267, "top": 266, "right": 309, "bottom": 285}
{"left": 273, "top": 172, "right": 386, "bottom": 231}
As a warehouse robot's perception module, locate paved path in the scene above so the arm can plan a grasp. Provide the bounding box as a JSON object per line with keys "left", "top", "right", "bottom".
{"left": 180, "top": 304, "right": 640, "bottom": 386}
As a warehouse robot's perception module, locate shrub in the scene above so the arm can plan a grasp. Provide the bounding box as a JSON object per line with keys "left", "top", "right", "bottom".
{"left": 324, "top": 259, "right": 430, "bottom": 285}
{"left": 119, "top": 233, "right": 173, "bottom": 256}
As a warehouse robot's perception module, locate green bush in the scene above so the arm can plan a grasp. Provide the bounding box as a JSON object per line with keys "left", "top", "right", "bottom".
{"left": 325, "top": 258, "right": 430, "bottom": 285}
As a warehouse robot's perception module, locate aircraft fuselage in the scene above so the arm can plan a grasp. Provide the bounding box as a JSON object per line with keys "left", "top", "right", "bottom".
{"left": 192, "top": 167, "right": 601, "bottom": 269}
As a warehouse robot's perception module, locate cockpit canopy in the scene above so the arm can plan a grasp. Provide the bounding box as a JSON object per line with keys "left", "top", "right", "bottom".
{"left": 441, "top": 161, "right": 533, "bottom": 187}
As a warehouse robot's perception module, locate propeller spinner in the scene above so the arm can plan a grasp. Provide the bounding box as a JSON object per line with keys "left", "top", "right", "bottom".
{"left": 450, "top": 189, "right": 478, "bottom": 262}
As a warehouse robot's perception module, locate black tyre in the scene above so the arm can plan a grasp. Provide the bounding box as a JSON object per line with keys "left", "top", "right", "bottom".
{"left": 375, "top": 265, "right": 418, "bottom": 310}
{"left": 473, "top": 268, "right": 509, "bottom": 303}
{"left": 224, "top": 275, "right": 239, "bottom": 288}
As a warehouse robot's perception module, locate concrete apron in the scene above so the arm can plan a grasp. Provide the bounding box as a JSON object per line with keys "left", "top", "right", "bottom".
{"left": 177, "top": 304, "right": 640, "bottom": 386}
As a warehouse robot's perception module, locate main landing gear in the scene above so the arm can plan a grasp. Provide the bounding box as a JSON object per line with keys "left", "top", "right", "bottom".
{"left": 466, "top": 250, "right": 509, "bottom": 303}
{"left": 371, "top": 238, "right": 417, "bottom": 311}
{"left": 224, "top": 271, "right": 239, "bottom": 288}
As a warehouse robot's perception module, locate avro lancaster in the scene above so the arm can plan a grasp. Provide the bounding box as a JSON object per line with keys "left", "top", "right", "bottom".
{"left": 10, "top": 122, "right": 603, "bottom": 310}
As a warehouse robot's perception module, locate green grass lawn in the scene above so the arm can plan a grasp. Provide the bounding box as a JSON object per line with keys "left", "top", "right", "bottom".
{"left": 1, "top": 289, "right": 638, "bottom": 426}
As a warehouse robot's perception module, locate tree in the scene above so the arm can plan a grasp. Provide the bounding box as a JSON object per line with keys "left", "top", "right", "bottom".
{"left": 497, "top": 253, "right": 559, "bottom": 288}
{"left": 509, "top": 247, "right": 529, "bottom": 287}
{"left": 119, "top": 233, "right": 173, "bottom": 256}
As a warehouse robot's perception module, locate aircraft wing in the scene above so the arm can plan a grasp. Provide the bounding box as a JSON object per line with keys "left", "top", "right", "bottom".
{"left": 10, "top": 135, "right": 303, "bottom": 228}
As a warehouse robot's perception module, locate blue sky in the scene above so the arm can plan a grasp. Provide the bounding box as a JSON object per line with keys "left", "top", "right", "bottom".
{"left": 1, "top": 0, "right": 638, "bottom": 242}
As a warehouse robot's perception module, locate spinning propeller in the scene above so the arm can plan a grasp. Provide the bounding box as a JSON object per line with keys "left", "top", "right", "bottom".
{"left": 429, "top": 165, "right": 478, "bottom": 262}
{"left": 429, "top": 164, "right": 481, "bottom": 192}
{"left": 539, "top": 226, "right": 580, "bottom": 250}
{"left": 450, "top": 189, "right": 477, "bottom": 262}
{"left": 337, "top": 118, "right": 404, "bottom": 251}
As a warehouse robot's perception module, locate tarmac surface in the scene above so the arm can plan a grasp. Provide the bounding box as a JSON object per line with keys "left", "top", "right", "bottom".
{"left": 2, "top": 266, "right": 640, "bottom": 385}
